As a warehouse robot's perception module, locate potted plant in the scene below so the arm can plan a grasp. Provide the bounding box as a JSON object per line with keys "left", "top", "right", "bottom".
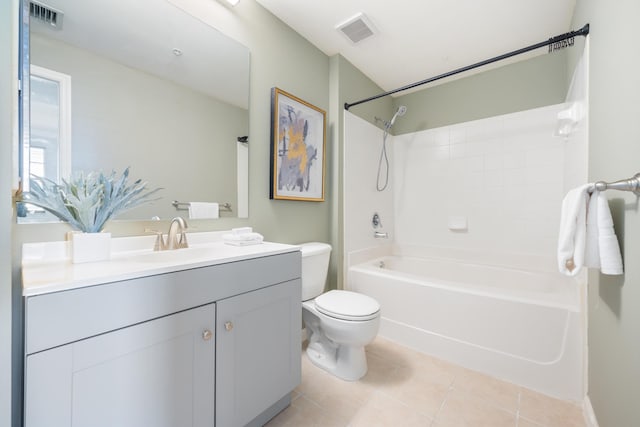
{"left": 21, "top": 167, "right": 161, "bottom": 263}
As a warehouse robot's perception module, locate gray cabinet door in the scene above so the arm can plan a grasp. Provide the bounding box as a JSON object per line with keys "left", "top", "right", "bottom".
{"left": 216, "top": 279, "right": 301, "bottom": 427}
{"left": 24, "top": 304, "right": 216, "bottom": 427}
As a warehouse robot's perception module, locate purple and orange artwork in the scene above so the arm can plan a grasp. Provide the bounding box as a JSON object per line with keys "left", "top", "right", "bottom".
{"left": 270, "top": 88, "right": 326, "bottom": 201}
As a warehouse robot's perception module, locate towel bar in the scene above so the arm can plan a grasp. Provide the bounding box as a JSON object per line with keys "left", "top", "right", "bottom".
{"left": 588, "top": 173, "right": 640, "bottom": 195}
{"left": 172, "top": 200, "right": 232, "bottom": 212}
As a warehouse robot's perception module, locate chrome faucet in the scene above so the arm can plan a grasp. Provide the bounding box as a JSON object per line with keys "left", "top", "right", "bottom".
{"left": 166, "top": 217, "right": 189, "bottom": 250}
{"left": 374, "top": 231, "right": 389, "bottom": 239}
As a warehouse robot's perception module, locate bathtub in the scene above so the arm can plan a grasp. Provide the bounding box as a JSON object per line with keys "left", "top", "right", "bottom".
{"left": 348, "top": 255, "right": 584, "bottom": 401}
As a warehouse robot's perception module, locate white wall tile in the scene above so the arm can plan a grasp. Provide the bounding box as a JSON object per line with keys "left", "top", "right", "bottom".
{"left": 344, "top": 112, "right": 394, "bottom": 269}
{"left": 390, "top": 104, "right": 586, "bottom": 270}
{"left": 344, "top": 103, "right": 587, "bottom": 273}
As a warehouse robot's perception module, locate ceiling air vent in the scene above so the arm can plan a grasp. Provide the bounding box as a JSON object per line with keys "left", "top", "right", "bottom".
{"left": 29, "top": 1, "right": 64, "bottom": 30}
{"left": 336, "top": 13, "right": 376, "bottom": 44}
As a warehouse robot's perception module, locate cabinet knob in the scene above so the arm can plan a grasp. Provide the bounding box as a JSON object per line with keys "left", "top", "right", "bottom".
{"left": 202, "top": 329, "right": 213, "bottom": 341}
{"left": 224, "top": 321, "right": 234, "bottom": 332}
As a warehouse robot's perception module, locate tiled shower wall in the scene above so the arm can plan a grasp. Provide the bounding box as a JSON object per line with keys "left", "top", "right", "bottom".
{"left": 343, "top": 112, "right": 395, "bottom": 270}
{"left": 393, "top": 103, "right": 586, "bottom": 272}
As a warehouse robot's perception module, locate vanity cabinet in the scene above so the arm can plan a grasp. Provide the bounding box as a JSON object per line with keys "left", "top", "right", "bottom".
{"left": 25, "top": 304, "right": 216, "bottom": 427}
{"left": 216, "top": 280, "right": 301, "bottom": 427}
{"left": 23, "top": 250, "right": 301, "bottom": 427}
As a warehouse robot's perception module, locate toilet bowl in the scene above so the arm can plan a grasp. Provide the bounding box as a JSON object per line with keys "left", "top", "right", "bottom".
{"left": 300, "top": 242, "right": 380, "bottom": 381}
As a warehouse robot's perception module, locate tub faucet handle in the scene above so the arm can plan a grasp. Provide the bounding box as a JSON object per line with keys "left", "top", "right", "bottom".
{"left": 372, "top": 213, "right": 383, "bottom": 228}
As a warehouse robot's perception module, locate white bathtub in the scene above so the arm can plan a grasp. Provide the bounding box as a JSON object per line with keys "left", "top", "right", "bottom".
{"left": 348, "top": 256, "right": 584, "bottom": 400}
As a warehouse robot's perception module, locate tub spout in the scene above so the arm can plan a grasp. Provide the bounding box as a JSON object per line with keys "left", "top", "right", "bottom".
{"left": 374, "top": 231, "right": 389, "bottom": 239}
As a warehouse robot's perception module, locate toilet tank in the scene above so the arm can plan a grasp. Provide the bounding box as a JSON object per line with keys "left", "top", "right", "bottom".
{"left": 299, "top": 242, "right": 332, "bottom": 301}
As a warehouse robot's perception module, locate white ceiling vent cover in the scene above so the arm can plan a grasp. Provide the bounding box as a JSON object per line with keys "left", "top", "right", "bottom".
{"left": 29, "top": 1, "right": 64, "bottom": 30}
{"left": 336, "top": 13, "right": 376, "bottom": 44}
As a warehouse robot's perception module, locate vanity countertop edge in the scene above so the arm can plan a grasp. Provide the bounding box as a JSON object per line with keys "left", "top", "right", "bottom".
{"left": 22, "top": 232, "right": 301, "bottom": 297}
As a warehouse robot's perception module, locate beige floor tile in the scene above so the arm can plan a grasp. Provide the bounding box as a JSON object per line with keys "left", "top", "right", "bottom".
{"left": 381, "top": 365, "right": 451, "bottom": 418}
{"left": 516, "top": 417, "right": 545, "bottom": 427}
{"left": 266, "top": 394, "right": 349, "bottom": 427}
{"left": 519, "top": 388, "right": 585, "bottom": 427}
{"left": 411, "top": 357, "right": 459, "bottom": 388}
{"left": 295, "top": 355, "right": 336, "bottom": 399}
{"left": 359, "top": 351, "right": 404, "bottom": 387}
{"left": 308, "top": 375, "right": 374, "bottom": 420}
{"left": 452, "top": 367, "right": 520, "bottom": 413}
{"left": 349, "top": 391, "right": 433, "bottom": 427}
{"left": 277, "top": 339, "right": 584, "bottom": 427}
{"left": 434, "top": 389, "right": 517, "bottom": 427}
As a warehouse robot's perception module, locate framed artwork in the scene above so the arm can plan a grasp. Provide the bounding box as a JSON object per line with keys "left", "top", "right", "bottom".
{"left": 270, "top": 87, "right": 326, "bottom": 201}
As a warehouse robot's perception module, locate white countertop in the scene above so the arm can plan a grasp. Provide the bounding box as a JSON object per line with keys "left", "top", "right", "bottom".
{"left": 22, "top": 231, "right": 300, "bottom": 296}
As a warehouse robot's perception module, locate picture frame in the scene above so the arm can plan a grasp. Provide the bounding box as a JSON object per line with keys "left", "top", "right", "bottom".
{"left": 270, "top": 87, "right": 326, "bottom": 201}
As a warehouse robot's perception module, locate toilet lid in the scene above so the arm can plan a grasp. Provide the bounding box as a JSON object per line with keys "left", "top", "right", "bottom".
{"left": 314, "top": 290, "right": 380, "bottom": 321}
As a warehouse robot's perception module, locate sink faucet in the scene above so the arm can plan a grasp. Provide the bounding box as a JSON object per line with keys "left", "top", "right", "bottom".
{"left": 166, "top": 217, "right": 189, "bottom": 250}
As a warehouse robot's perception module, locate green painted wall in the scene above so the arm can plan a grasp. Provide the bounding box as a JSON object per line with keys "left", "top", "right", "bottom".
{"left": 392, "top": 50, "right": 569, "bottom": 134}
{"left": 572, "top": 1, "right": 640, "bottom": 426}
{"left": 1, "top": 1, "right": 17, "bottom": 425}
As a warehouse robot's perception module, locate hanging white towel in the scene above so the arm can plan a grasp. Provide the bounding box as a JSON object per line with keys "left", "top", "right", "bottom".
{"left": 584, "top": 192, "right": 600, "bottom": 268}
{"left": 557, "top": 184, "right": 591, "bottom": 276}
{"left": 585, "top": 191, "right": 623, "bottom": 275}
{"left": 558, "top": 186, "right": 624, "bottom": 276}
{"left": 188, "top": 202, "right": 219, "bottom": 219}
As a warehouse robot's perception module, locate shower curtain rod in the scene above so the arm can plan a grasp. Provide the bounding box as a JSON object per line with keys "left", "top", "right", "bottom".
{"left": 344, "top": 23, "right": 590, "bottom": 111}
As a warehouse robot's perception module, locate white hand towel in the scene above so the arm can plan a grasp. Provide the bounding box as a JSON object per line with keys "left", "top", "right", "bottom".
{"left": 585, "top": 191, "right": 623, "bottom": 275}
{"left": 188, "top": 202, "right": 219, "bottom": 219}
{"left": 557, "top": 184, "right": 591, "bottom": 276}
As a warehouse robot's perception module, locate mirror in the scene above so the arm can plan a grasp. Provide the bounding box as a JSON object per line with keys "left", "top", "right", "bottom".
{"left": 19, "top": 0, "right": 250, "bottom": 222}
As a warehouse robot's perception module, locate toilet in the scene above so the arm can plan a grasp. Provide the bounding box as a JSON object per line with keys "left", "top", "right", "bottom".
{"left": 300, "top": 242, "right": 380, "bottom": 381}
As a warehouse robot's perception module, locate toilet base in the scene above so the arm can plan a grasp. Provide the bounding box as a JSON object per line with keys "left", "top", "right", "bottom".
{"left": 306, "top": 340, "right": 368, "bottom": 381}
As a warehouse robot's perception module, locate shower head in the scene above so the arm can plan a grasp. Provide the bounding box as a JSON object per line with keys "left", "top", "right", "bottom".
{"left": 388, "top": 105, "right": 407, "bottom": 127}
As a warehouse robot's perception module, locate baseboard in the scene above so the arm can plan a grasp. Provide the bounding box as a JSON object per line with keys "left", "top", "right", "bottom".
{"left": 583, "top": 395, "right": 599, "bottom": 427}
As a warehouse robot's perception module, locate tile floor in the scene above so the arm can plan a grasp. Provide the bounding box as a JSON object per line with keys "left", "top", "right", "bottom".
{"left": 266, "top": 337, "right": 586, "bottom": 427}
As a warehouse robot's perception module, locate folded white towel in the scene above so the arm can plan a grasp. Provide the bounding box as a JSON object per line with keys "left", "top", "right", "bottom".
{"left": 557, "top": 184, "right": 591, "bottom": 276}
{"left": 585, "top": 191, "right": 623, "bottom": 275}
{"left": 231, "top": 227, "right": 253, "bottom": 235}
{"left": 223, "top": 232, "right": 264, "bottom": 246}
{"left": 188, "top": 202, "right": 219, "bottom": 219}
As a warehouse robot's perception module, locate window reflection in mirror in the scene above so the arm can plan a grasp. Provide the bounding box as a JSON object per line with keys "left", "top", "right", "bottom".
{"left": 19, "top": 0, "right": 250, "bottom": 222}
{"left": 28, "top": 66, "right": 71, "bottom": 187}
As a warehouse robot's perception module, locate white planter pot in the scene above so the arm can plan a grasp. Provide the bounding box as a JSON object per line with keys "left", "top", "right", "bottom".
{"left": 70, "top": 232, "right": 111, "bottom": 263}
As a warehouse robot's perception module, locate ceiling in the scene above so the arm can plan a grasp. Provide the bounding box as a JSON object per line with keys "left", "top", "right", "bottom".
{"left": 255, "top": 0, "right": 577, "bottom": 95}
